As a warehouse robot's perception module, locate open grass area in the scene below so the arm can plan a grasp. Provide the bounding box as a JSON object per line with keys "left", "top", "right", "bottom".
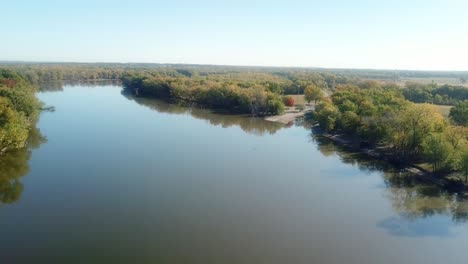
{"left": 288, "top": 94, "right": 306, "bottom": 105}
{"left": 414, "top": 103, "right": 452, "bottom": 118}
{"left": 434, "top": 104, "right": 453, "bottom": 118}
{"left": 395, "top": 77, "right": 468, "bottom": 87}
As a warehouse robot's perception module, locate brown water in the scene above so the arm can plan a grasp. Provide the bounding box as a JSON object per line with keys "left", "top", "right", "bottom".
{"left": 1, "top": 84, "right": 467, "bottom": 264}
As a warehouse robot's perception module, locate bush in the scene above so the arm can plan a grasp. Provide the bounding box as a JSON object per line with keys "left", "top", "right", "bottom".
{"left": 283, "top": 96, "right": 295, "bottom": 107}
{"left": 266, "top": 98, "right": 285, "bottom": 115}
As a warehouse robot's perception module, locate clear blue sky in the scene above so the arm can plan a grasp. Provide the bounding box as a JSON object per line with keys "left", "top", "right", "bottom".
{"left": 2, "top": 0, "right": 468, "bottom": 70}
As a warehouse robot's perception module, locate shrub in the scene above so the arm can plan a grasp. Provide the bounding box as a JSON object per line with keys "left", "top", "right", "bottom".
{"left": 266, "top": 98, "right": 285, "bottom": 115}
{"left": 283, "top": 96, "right": 295, "bottom": 107}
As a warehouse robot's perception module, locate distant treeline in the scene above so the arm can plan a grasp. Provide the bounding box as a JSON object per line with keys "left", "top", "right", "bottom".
{"left": 1, "top": 63, "right": 353, "bottom": 93}
{"left": 2, "top": 62, "right": 467, "bottom": 82}
{"left": 402, "top": 82, "right": 468, "bottom": 105}
{"left": 2, "top": 63, "right": 466, "bottom": 103}
{"left": 1, "top": 62, "right": 467, "bottom": 107}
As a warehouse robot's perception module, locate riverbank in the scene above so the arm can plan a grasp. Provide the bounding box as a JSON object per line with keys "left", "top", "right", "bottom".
{"left": 265, "top": 105, "right": 314, "bottom": 124}
{"left": 264, "top": 101, "right": 468, "bottom": 194}
{"left": 316, "top": 128, "right": 466, "bottom": 193}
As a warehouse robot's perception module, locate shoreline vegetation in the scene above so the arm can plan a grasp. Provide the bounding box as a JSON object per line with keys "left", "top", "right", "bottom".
{"left": 317, "top": 128, "right": 466, "bottom": 193}
{"left": 0, "top": 68, "right": 47, "bottom": 204}
{"left": 0, "top": 63, "right": 466, "bottom": 192}
{"left": 120, "top": 74, "right": 287, "bottom": 116}
{"left": 310, "top": 83, "right": 468, "bottom": 191}
{"left": 0, "top": 69, "right": 42, "bottom": 154}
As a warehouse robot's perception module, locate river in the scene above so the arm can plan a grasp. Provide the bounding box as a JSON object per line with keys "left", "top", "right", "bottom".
{"left": 1, "top": 83, "right": 468, "bottom": 263}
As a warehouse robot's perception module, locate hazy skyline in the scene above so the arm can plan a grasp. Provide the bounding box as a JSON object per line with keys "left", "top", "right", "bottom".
{"left": 3, "top": 0, "right": 468, "bottom": 71}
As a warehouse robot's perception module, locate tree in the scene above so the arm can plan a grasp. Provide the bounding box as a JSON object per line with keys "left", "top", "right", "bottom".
{"left": 388, "top": 104, "right": 445, "bottom": 159}
{"left": 340, "top": 111, "right": 360, "bottom": 133}
{"left": 266, "top": 97, "right": 285, "bottom": 115}
{"left": 422, "top": 134, "right": 453, "bottom": 173}
{"left": 304, "top": 84, "right": 324, "bottom": 104}
{"left": 267, "top": 82, "right": 283, "bottom": 94}
{"left": 248, "top": 86, "right": 267, "bottom": 116}
{"left": 450, "top": 100, "right": 468, "bottom": 126}
{"left": 444, "top": 126, "right": 467, "bottom": 150}
{"left": 314, "top": 102, "right": 340, "bottom": 131}
{"left": 0, "top": 97, "right": 29, "bottom": 151}
{"left": 458, "top": 149, "right": 468, "bottom": 182}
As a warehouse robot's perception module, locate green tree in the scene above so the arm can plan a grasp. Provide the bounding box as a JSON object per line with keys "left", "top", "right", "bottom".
{"left": 304, "top": 84, "right": 324, "bottom": 104}
{"left": 267, "top": 82, "right": 283, "bottom": 94}
{"left": 0, "top": 97, "right": 29, "bottom": 151}
{"left": 449, "top": 100, "right": 468, "bottom": 126}
{"left": 458, "top": 149, "right": 468, "bottom": 182}
{"left": 340, "top": 111, "right": 360, "bottom": 133}
{"left": 388, "top": 104, "right": 445, "bottom": 158}
{"left": 422, "top": 134, "right": 453, "bottom": 173}
{"left": 266, "top": 97, "right": 285, "bottom": 115}
{"left": 314, "top": 102, "right": 340, "bottom": 131}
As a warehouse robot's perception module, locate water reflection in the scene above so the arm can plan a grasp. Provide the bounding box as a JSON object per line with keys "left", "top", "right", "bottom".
{"left": 38, "top": 82, "right": 64, "bottom": 92}
{"left": 122, "top": 91, "right": 285, "bottom": 136}
{"left": 0, "top": 125, "right": 45, "bottom": 205}
{"left": 377, "top": 216, "right": 456, "bottom": 237}
{"left": 39, "top": 80, "right": 120, "bottom": 92}
{"left": 310, "top": 130, "right": 468, "bottom": 236}
{"left": 311, "top": 132, "right": 395, "bottom": 173}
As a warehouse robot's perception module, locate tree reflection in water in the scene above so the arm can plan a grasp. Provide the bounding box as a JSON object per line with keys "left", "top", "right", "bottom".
{"left": 39, "top": 80, "right": 120, "bottom": 93}
{"left": 310, "top": 129, "right": 468, "bottom": 236}
{"left": 0, "top": 125, "right": 45, "bottom": 205}
{"left": 122, "top": 91, "right": 286, "bottom": 136}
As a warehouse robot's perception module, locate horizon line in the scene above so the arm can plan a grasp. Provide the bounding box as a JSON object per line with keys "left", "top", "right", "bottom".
{"left": 1, "top": 60, "right": 467, "bottom": 73}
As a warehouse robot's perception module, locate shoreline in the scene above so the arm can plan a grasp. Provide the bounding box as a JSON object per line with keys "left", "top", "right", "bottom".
{"left": 317, "top": 129, "right": 467, "bottom": 193}
{"left": 264, "top": 105, "right": 314, "bottom": 124}
{"left": 263, "top": 104, "right": 467, "bottom": 194}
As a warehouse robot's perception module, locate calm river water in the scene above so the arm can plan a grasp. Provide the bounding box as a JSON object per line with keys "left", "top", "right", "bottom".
{"left": 1, "top": 84, "right": 468, "bottom": 263}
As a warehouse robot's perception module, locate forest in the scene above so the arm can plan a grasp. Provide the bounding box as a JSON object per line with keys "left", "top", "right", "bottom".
{"left": 402, "top": 82, "right": 468, "bottom": 105}
{"left": 2, "top": 63, "right": 466, "bottom": 100}
{"left": 313, "top": 83, "right": 468, "bottom": 179}
{"left": 121, "top": 74, "right": 287, "bottom": 116}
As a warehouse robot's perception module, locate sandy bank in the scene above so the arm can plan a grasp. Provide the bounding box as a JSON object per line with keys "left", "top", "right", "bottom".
{"left": 265, "top": 105, "right": 314, "bottom": 124}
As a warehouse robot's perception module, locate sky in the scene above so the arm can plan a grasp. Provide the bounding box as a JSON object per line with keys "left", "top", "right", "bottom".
{"left": 2, "top": 0, "right": 468, "bottom": 71}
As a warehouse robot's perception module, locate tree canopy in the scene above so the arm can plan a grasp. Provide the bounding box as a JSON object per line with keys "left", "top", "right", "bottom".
{"left": 450, "top": 100, "right": 468, "bottom": 126}
{"left": 314, "top": 85, "right": 468, "bottom": 175}
{"left": 0, "top": 69, "right": 41, "bottom": 152}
